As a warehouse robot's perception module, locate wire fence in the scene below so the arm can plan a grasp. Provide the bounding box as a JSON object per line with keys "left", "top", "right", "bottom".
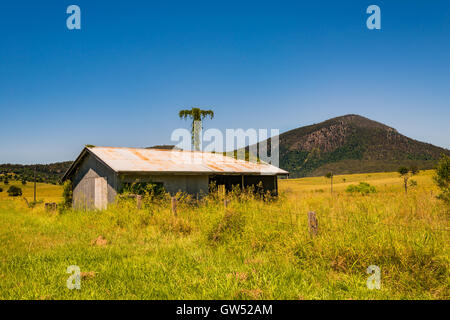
{"left": 208, "top": 208, "right": 449, "bottom": 250}
{"left": 247, "top": 205, "right": 450, "bottom": 232}
{"left": 135, "top": 196, "right": 450, "bottom": 237}
{"left": 170, "top": 198, "right": 450, "bottom": 234}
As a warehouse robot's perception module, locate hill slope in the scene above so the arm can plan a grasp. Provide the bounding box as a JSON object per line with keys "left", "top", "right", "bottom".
{"left": 0, "top": 162, "right": 72, "bottom": 184}
{"left": 275, "top": 114, "right": 448, "bottom": 177}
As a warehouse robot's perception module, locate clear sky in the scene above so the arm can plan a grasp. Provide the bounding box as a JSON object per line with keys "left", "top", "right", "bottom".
{"left": 0, "top": 1, "right": 449, "bottom": 164}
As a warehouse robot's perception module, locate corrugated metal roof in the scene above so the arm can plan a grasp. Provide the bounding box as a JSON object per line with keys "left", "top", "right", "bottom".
{"left": 86, "top": 147, "right": 288, "bottom": 176}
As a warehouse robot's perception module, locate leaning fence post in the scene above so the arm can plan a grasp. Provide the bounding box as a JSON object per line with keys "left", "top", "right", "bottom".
{"left": 307, "top": 211, "right": 318, "bottom": 236}
{"left": 23, "top": 197, "right": 30, "bottom": 208}
{"left": 136, "top": 195, "right": 142, "bottom": 210}
{"left": 171, "top": 196, "right": 177, "bottom": 216}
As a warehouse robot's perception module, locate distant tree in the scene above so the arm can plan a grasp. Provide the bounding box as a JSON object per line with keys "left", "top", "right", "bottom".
{"left": 325, "top": 172, "right": 333, "bottom": 194}
{"left": 21, "top": 179, "right": 27, "bottom": 185}
{"left": 7, "top": 186, "right": 22, "bottom": 197}
{"left": 4, "top": 177, "right": 9, "bottom": 185}
{"left": 433, "top": 154, "right": 450, "bottom": 205}
{"left": 398, "top": 166, "right": 418, "bottom": 194}
{"left": 398, "top": 166, "right": 409, "bottom": 176}
{"left": 178, "top": 107, "right": 214, "bottom": 151}
{"left": 0, "top": 187, "right": 3, "bottom": 192}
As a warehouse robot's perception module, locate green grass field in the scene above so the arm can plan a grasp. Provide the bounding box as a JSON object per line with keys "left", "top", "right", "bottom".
{"left": 0, "top": 170, "right": 448, "bottom": 300}
{"left": 0, "top": 181, "right": 62, "bottom": 203}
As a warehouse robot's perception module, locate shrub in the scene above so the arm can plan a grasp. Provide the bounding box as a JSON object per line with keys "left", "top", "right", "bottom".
{"left": 62, "top": 180, "right": 73, "bottom": 209}
{"left": 7, "top": 186, "right": 22, "bottom": 197}
{"left": 121, "top": 182, "right": 165, "bottom": 197}
{"left": 0, "top": 187, "right": 3, "bottom": 192}
{"left": 21, "top": 180, "right": 27, "bottom": 185}
{"left": 346, "top": 182, "right": 376, "bottom": 194}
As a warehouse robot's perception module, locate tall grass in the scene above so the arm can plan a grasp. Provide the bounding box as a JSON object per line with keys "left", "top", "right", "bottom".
{"left": 0, "top": 171, "right": 448, "bottom": 299}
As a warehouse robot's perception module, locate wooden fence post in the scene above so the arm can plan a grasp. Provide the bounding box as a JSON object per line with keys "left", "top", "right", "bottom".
{"left": 136, "top": 195, "right": 142, "bottom": 210}
{"left": 171, "top": 196, "right": 177, "bottom": 217}
{"left": 23, "top": 197, "right": 30, "bottom": 208}
{"left": 221, "top": 185, "right": 226, "bottom": 199}
{"left": 307, "top": 211, "right": 318, "bottom": 236}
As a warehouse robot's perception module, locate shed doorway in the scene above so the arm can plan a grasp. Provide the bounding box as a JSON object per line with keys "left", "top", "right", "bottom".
{"left": 94, "top": 177, "right": 108, "bottom": 210}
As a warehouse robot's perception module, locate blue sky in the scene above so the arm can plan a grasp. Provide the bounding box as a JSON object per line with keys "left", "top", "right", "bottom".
{"left": 0, "top": 1, "right": 449, "bottom": 164}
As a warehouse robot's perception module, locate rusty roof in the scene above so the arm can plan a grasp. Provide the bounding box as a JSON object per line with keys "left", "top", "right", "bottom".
{"left": 63, "top": 146, "right": 288, "bottom": 180}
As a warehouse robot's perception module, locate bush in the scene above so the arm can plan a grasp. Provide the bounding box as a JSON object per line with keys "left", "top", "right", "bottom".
{"left": 7, "top": 186, "right": 22, "bottom": 197}
{"left": 0, "top": 187, "right": 3, "bottom": 192}
{"left": 62, "top": 180, "right": 73, "bottom": 208}
{"left": 346, "top": 182, "right": 376, "bottom": 194}
{"left": 121, "top": 182, "right": 165, "bottom": 197}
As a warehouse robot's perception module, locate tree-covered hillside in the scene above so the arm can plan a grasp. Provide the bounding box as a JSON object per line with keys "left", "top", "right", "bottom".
{"left": 0, "top": 162, "right": 72, "bottom": 185}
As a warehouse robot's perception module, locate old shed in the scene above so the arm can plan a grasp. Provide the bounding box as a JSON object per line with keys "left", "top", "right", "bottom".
{"left": 62, "top": 146, "right": 288, "bottom": 210}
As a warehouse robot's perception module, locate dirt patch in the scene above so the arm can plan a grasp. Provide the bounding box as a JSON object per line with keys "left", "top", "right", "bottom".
{"left": 91, "top": 236, "right": 108, "bottom": 246}
{"left": 80, "top": 271, "right": 96, "bottom": 279}
{"left": 226, "top": 272, "right": 248, "bottom": 281}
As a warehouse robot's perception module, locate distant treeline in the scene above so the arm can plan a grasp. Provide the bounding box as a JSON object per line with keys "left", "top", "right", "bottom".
{"left": 0, "top": 162, "right": 73, "bottom": 185}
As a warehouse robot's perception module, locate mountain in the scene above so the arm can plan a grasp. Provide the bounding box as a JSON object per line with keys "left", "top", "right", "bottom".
{"left": 274, "top": 114, "right": 449, "bottom": 177}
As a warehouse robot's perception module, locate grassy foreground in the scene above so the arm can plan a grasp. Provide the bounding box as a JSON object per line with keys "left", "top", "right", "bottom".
{"left": 0, "top": 170, "right": 448, "bottom": 299}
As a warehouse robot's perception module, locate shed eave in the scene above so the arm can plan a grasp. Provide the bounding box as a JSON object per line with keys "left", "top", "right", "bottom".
{"left": 117, "top": 170, "right": 288, "bottom": 176}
